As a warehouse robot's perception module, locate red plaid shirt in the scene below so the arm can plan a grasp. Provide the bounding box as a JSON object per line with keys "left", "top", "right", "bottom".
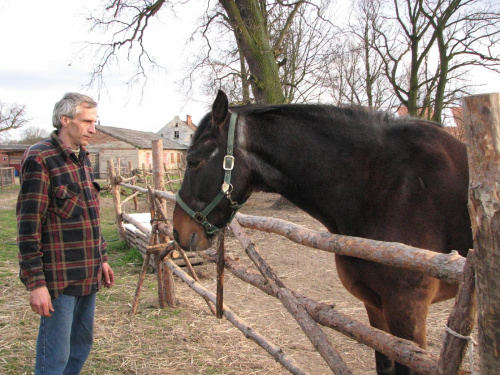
{"left": 17, "top": 132, "right": 107, "bottom": 298}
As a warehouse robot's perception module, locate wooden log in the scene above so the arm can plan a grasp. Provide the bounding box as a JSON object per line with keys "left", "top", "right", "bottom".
{"left": 462, "top": 93, "right": 500, "bottom": 374}
{"left": 235, "top": 213, "right": 465, "bottom": 284}
{"left": 130, "top": 251, "right": 152, "bottom": 315}
{"left": 130, "top": 221, "right": 160, "bottom": 315}
{"left": 163, "top": 257, "right": 307, "bottom": 375}
{"left": 200, "top": 248, "right": 440, "bottom": 375}
{"left": 120, "top": 191, "right": 141, "bottom": 207}
{"left": 122, "top": 212, "right": 151, "bottom": 236}
{"left": 119, "top": 182, "right": 465, "bottom": 283}
{"left": 438, "top": 250, "right": 477, "bottom": 374}
{"left": 151, "top": 144, "right": 176, "bottom": 308}
{"left": 152, "top": 140, "right": 168, "bottom": 217}
{"left": 120, "top": 175, "right": 137, "bottom": 183}
{"left": 229, "top": 220, "right": 353, "bottom": 374}
{"left": 216, "top": 231, "right": 225, "bottom": 319}
{"left": 129, "top": 161, "right": 139, "bottom": 211}
{"left": 107, "top": 160, "right": 126, "bottom": 240}
{"left": 176, "top": 244, "right": 216, "bottom": 316}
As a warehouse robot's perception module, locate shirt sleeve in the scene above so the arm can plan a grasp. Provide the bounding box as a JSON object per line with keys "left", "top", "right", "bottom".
{"left": 17, "top": 155, "right": 50, "bottom": 291}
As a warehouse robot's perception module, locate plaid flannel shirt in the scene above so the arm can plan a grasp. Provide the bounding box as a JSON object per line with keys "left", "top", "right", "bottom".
{"left": 17, "top": 132, "right": 107, "bottom": 298}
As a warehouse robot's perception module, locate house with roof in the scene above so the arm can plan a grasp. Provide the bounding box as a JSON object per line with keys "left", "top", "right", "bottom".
{"left": 88, "top": 125, "right": 187, "bottom": 178}
{"left": 0, "top": 144, "right": 30, "bottom": 175}
{"left": 157, "top": 115, "right": 197, "bottom": 146}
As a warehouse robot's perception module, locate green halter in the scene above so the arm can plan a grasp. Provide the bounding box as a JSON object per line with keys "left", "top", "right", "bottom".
{"left": 175, "top": 112, "right": 244, "bottom": 234}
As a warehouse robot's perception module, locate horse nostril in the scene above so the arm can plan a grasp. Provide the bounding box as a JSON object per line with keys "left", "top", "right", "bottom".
{"left": 173, "top": 229, "right": 180, "bottom": 244}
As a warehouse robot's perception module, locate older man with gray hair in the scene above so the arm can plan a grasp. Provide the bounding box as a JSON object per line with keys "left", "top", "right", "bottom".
{"left": 17, "top": 92, "right": 114, "bottom": 374}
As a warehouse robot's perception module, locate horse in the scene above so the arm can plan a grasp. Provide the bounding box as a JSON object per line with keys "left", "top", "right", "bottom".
{"left": 173, "top": 90, "right": 472, "bottom": 375}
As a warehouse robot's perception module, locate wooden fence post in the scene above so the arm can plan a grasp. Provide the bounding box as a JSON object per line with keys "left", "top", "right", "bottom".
{"left": 462, "top": 92, "right": 500, "bottom": 374}
{"left": 107, "top": 159, "right": 127, "bottom": 240}
{"left": 151, "top": 139, "right": 176, "bottom": 307}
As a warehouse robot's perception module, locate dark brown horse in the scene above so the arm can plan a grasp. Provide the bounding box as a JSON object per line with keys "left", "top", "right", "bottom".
{"left": 173, "top": 90, "right": 471, "bottom": 375}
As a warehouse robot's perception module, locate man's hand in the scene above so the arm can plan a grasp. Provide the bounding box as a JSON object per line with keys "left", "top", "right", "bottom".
{"left": 102, "top": 262, "right": 115, "bottom": 288}
{"left": 30, "top": 287, "right": 54, "bottom": 317}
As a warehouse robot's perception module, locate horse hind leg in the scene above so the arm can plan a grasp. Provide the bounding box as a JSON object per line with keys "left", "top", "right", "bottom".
{"left": 365, "top": 305, "right": 395, "bottom": 375}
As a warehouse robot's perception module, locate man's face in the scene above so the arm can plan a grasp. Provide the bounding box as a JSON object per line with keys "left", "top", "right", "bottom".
{"left": 59, "top": 105, "right": 97, "bottom": 149}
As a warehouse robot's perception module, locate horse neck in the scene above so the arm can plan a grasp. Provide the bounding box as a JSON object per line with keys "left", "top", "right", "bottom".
{"left": 239, "top": 114, "right": 377, "bottom": 231}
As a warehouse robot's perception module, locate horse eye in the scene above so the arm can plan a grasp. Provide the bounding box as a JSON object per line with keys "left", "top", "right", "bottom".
{"left": 187, "top": 160, "right": 200, "bottom": 169}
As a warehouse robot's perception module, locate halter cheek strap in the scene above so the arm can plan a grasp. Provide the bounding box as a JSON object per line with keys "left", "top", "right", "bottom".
{"left": 175, "top": 112, "right": 244, "bottom": 235}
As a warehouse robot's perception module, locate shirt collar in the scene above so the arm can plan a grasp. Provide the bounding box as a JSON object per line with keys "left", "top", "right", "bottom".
{"left": 50, "top": 131, "right": 88, "bottom": 161}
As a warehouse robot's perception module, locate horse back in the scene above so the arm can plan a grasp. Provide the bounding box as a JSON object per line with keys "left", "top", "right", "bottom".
{"left": 359, "top": 120, "right": 471, "bottom": 255}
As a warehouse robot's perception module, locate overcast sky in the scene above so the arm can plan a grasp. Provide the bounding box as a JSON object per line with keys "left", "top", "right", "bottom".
{"left": 0, "top": 0, "right": 210, "bottom": 141}
{"left": 1, "top": 0, "right": 500, "bottom": 142}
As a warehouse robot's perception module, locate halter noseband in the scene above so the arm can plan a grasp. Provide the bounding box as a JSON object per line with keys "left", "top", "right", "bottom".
{"left": 175, "top": 112, "right": 244, "bottom": 234}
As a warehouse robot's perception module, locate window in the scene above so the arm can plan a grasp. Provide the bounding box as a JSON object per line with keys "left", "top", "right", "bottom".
{"left": 170, "top": 153, "right": 175, "bottom": 163}
{"left": 174, "top": 131, "right": 179, "bottom": 139}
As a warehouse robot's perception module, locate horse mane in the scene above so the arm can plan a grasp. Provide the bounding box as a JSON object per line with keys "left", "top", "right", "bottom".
{"left": 193, "top": 103, "right": 443, "bottom": 144}
{"left": 234, "top": 103, "right": 443, "bottom": 130}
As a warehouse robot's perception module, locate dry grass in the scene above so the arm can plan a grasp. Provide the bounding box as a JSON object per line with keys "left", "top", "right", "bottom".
{"left": 0, "top": 187, "right": 479, "bottom": 374}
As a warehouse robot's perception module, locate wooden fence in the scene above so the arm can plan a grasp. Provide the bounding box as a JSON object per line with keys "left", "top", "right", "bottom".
{"left": 0, "top": 167, "right": 15, "bottom": 187}
{"left": 107, "top": 93, "right": 500, "bottom": 374}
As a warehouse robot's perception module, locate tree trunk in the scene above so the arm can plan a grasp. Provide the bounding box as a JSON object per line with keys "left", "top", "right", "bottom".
{"left": 219, "top": 0, "right": 286, "bottom": 104}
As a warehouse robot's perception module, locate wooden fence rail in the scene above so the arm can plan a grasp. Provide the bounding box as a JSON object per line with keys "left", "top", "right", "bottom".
{"left": 119, "top": 182, "right": 465, "bottom": 284}
{"left": 115, "top": 180, "right": 473, "bottom": 374}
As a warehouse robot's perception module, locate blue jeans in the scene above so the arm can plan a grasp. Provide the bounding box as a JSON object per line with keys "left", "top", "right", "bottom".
{"left": 35, "top": 293, "right": 96, "bottom": 375}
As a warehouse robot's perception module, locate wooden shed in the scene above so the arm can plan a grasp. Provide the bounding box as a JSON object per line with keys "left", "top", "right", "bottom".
{"left": 89, "top": 125, "right": 188, "bottom": 178}
{"left": 0, "top": 144, "right": 30, "bottom": 176}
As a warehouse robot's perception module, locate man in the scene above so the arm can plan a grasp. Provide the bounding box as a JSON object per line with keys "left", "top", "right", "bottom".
{"left": 17, "top": 92, "right": 114, "bottom": 375}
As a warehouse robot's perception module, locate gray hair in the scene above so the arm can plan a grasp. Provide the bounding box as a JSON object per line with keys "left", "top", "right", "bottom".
{"left": 52, "top": 92, "right": 97, "bottom": 130}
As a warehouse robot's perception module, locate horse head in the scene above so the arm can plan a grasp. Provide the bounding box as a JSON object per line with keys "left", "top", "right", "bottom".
{"left": 173, "top": 90, "right": 250, "bottom": 251}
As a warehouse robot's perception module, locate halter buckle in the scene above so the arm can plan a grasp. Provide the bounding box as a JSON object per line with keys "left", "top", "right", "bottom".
{"left": 223, "top": 155, "right": 235, "bottom": 171}
{"left": 194, "top": 212, "right": 207, "bottom": 224}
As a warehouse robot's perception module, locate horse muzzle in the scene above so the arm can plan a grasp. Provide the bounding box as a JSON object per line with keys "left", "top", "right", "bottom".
{"left": 173, "top": 204, "right": 212, "bottom": 251}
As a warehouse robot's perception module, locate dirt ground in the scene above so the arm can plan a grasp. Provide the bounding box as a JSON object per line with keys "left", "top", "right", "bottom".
{"left": 1, "top": 188, "right": 478, "bottom": 374}
{"left": 143, "top": 192, "right": 476, "bottom": 374}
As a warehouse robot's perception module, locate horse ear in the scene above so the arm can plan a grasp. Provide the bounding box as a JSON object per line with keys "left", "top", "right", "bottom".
{"left": 212, "top": 90, "right": 229, "bottom": 131}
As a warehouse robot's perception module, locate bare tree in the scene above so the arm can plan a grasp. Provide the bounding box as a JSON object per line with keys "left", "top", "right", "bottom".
{"left": 18, "top": 126, "right": 50, "bottom": 145}
{"left": 187, "top": 1, "right": 335, "bottom": 105}
{"left": 84, "top": 0, "right": 172, "bottom": 95}
{"left": 0, "top": 101, "right": 30, "bottom": 135}
{"left": 369, "top": 0, "right": 500, "bottom": 121}
{"left": 324, "top": 0, "right": 398, "bottom": 108}
{"left": 85, "top": 1, "right": 339, "bottom": 105}
{"left": 420, "top": 0, "right": 500, "bottom": 122}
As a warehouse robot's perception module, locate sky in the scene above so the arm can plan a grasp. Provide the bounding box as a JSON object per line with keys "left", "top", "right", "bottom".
{"left": 1, "top": 0, "right": 500, "bottom": 142}
{"left": 0, "top": 0, "right": 210, "bottom": 141}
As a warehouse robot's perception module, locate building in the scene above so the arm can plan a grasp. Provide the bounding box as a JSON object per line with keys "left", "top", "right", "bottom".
{"left": 88, "top": 125, "right": 187, "bottom": 178}
{"left": 157, "top": 115, "right": 197, "bottom": 146}
{"left": 0, "top": 144, "right": 30, "bottom": 175}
